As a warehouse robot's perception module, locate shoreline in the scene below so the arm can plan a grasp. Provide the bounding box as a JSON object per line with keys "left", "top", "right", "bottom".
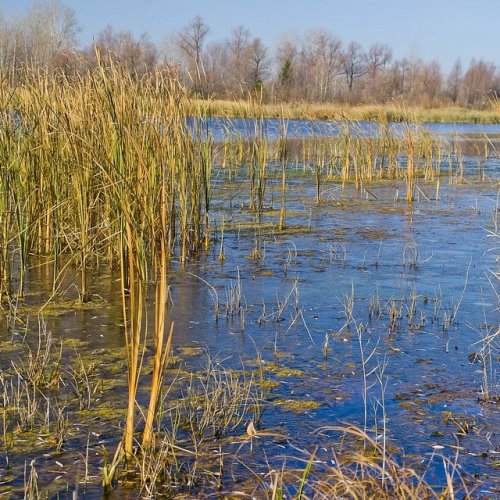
{"left": 188, "top": 99, "right": 500, "bottom": 124}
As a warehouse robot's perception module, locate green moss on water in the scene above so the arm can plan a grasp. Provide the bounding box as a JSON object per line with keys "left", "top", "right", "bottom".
{"left": 275, "top": 399, "right": 322, "bottom": 412}
{"left": 0, "top": 341, "right": 22, "bottom": 353}
{"left": 398, "top": 401, "right": 421, "bottom": 410}
{"left": 18, "top": 297, "right": 109, "bottom": 318}
{"left": 169, "top": 355, "right": 182, "bottom": 365}
{"left": 355, "top": 227, "right": 393, "bottom": 240}
{"left": 226, "top": 221, "right": 275, "bottom": 232}
{"left": 273, "top": 351, "right": 294, "bottom": 361}
{"left": 258, "top": 379, "right": 280, "bottom": 391}
{"left": 263, "top": 365, "right": 304, "bottom": 378}
{"left": 75, "top": 402, "right": 123, "bottom": 421}
{"left": 254, "top": 269, "right": 276, "bottom": 277}
{"left": 2, "top": 429, "right": 54, "bottom": 454}
{"left": 164, "top": 368, "right": 193, "bottom": 378}
{"left": 177, "top": 346, "right": 204, "bottom": 357}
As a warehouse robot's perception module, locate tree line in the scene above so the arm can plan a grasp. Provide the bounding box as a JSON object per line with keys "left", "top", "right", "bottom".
{"left": 1, "top": 1, "right": 499, "bottom": 108}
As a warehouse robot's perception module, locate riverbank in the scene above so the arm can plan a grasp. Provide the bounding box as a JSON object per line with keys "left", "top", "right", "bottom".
{"left": 189, "top": 99, "right": 500, "bottom": 124}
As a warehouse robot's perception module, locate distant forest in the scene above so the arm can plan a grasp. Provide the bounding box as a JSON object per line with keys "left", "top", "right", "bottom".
{"left": 1, "top": 1, "right": 499, "bottom": 108}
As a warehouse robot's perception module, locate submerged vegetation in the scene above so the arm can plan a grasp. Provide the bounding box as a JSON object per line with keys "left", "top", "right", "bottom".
{"left": 0, "top": 63, "right": 498, "bottom": 498}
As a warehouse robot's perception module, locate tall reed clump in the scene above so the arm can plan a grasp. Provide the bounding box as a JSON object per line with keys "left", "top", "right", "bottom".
{"left": 94, "top": 63, "right": 200, "bottom": 462}
{"left": 277, "top": 118, "right": 289, "bottom": 230}
{"left": 0, "top": 63, "right": 219, "bottom": 481}
{"left": 0, "top": 105, "right": 14, "bottom": 301}
{"left": 248, "top": 123, "right": 269, "bottom": 216}
{"left": 1, "top": 66, "right": 214, "bottom": 292}
{"left": 404, "top": 126, "right": 416, "bottom": 202}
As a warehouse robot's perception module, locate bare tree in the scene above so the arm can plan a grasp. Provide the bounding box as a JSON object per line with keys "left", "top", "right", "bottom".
{"left": 0, "top": 0, "right": 79, "bottom": 71}
{"left": 0, "top": 9, "right": 16, "bottom": 69}
{"left": 419, "top": 60, "right": 443, "bottom": 106}
{"left": 225, "top": 26, "right": 250, "bottom": 95}
{"left": 221, "top": 26, "right": 271, "bottom": 98}
{"left": 446, "top": 59, "right": 463, "bottom": 105}
{"left": 367, "top": 42, "right": 392, "bottom": 78}
{"left": 249, "top": 38, "right": 269, "bottom": 94}
{"left": 91, "top": 26, "right": 157, "bottom": 76}
{"left": 342, "top": 41, "right": 367, "bottom": 94}
{"left": 176, "top": 16, "right": 209, "bottom": 94}
{"left": 204, "top": 40, "right": 230, "bottom": 95}
{"left": 389, "top": 57, "right": 410, "bottom": 98}
{"left": 360, "top": 42, "right": 393, "bottom": 102}
{"left": 305, "top": 29, "right": 343, "bottom": 102}
{"left": 461, "top": 59, "right": 496, "bottom": 107}
{"left": 34, "top": 1, "right": 78, "bottom": 66}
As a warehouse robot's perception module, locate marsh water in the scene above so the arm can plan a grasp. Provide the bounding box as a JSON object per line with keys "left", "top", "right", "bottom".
{"left": 0, "top": 120, "right": 499, "bottom": 498}
{"left": 189, "top": 116, "right": 500, "bottom": 141}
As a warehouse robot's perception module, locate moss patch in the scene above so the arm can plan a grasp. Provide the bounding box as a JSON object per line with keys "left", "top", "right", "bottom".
{"left": 275, "top": 399, "right": 322, "bottom": 412}
{"left": 267, "top": 366, "right": 304, "bottom": 378}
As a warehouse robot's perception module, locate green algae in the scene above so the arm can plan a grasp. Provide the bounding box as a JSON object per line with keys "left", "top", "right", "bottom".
{"left": 254, "top": 269, "right": 276, "bottom": 277}
{"left": 273, "top": 367, "right": 305, "bottom": 378}
{"left": 177, "top": 346, "right": 204, "bottom": 357}
{"left": 258, "top": 379, "right": 280, "bottom": 391}
{"left": 18, "top": 297, "right": 109, "bottom": 318}
{"left": 274, "top": 399, "right": 322, "bottom": 412}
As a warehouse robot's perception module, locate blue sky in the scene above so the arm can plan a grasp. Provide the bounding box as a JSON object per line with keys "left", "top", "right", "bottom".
{"left": 3, "top": 0, "right": 499, "bottom": 71}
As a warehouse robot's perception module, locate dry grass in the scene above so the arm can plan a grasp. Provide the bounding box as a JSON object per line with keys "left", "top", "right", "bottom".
{"left": 272, "top": 425, "right": 466, "bottom": 499}
{"left": 189, "top": 98, "right": 500, "bottom": 123}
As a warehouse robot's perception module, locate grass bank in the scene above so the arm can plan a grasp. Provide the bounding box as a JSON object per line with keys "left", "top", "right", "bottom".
{"left": 189, "top": 98, "right": 500, "bottom": 123}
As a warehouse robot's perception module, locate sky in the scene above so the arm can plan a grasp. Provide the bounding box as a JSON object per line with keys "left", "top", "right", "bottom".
{"left": 3, "top": 0, "right": 500, "bottom": 72}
